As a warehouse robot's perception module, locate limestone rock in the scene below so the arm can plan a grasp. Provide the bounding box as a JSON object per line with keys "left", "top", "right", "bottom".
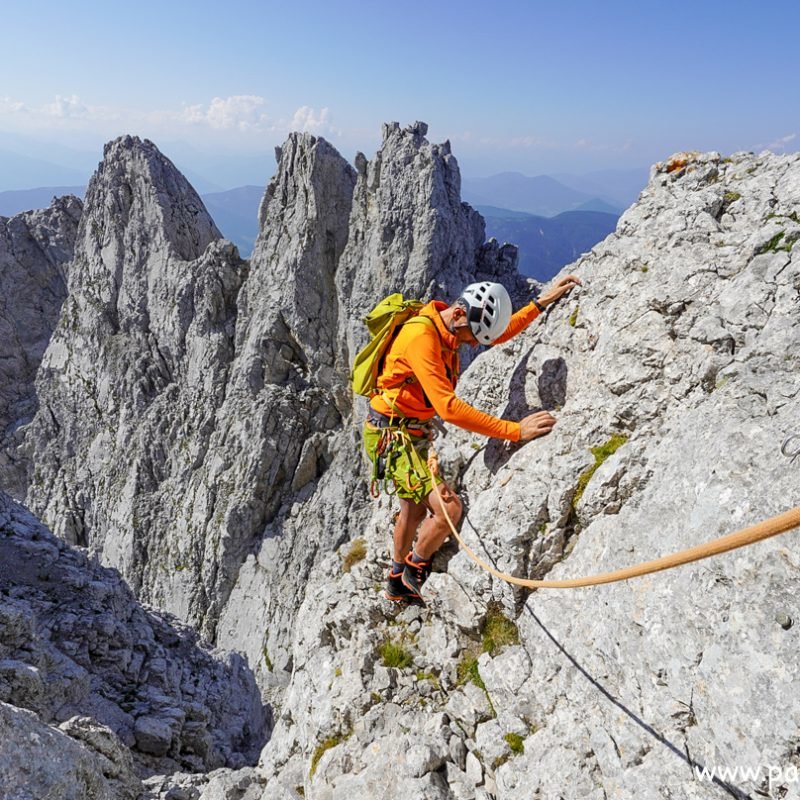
{"left": 0, "top": 701, "right": 141, "bottom": 800}
{"left": 17, "top": 124, "right": 523, "bottom": 686}
{"left": 256, "top": 149, "right": 800, "bottom": 800}
{"left": 10, "top": 125, "right": 800, "bottom": 799}
{"left": 24, "top": 136, "right": 244, "bottom": 626}
{"left": 0, "top": 490, "right": 267, "bottom": 778}
{"left": 0, "top": 195, "right": 81, "bottom": 498}
{"left": 144, "top": 766, "right": 266, "bottom": 799}
{"left": 216, "top": 123, "right": 529, "bottom": 702}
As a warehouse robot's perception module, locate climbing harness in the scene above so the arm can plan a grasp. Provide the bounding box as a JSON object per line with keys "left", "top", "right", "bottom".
{"left": 366, "top": 410, "right": 437, "bottom": 500}
{"left": 428, "top": 447, "right": 800, "bottom": 589}
{"left": 782, "top": 433, "right": 800, "bottom": 465}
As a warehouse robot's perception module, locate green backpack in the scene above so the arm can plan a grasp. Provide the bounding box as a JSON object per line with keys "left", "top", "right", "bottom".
{"left": 350, "top": 293, "right": 434, "bottom": 397}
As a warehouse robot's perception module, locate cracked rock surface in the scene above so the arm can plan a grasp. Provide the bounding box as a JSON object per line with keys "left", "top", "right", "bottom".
{"left": 256, "top": 150, "right": 800, "bottom": 800}
{"left": 3, "top": 131, "right": 800, "bottom": 800}
{"left": 0, "top": 195, "right": 81, "bottom": 498}
{"left": 0, "top": 490, "right": 267, "bottom": 796}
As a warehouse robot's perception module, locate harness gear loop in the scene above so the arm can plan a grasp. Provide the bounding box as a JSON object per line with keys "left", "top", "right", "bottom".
{"left": 427, "top": 446, "right": 800, "bottom": 588}
{"left": 366, "top": 411, "right": 436, "bottom": 499}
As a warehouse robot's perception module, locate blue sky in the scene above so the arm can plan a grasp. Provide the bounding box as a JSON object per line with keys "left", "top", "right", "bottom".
{"left": 1, "top": 0, "right": 798, "bottom": 188}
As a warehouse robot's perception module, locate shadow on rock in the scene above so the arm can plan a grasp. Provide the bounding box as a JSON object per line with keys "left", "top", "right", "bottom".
{"left": 483, "top": 353, "right": 569, "bottom": 474}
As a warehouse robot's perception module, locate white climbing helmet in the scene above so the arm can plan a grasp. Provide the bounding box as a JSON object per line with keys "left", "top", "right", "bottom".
{"left": 459, "top": 281, "right": 512, "bottom": 345}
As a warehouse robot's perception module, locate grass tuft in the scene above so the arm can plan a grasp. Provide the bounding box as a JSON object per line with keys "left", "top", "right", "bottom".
{"left": 758, "top": 231, "right": 787, "bottom": 253}
{"left": 568, "top": 306, "right": 580, "bottom": 327}
{"left": 572, "top": 434, "right": 629, "bottom": 511}
{"left": 504, "top": 732, "right": 525, "bottom": 754}
{"left": 415, "top": 670, "right": 441, "bottom": 689}
{"left": 482, "top": 603, "right": 519, "bottom": 656}
{"left": 309, "top": 728, "right": 352, "bottom": 778}
{"left": 342, "top": 538, "right": 367, "bottom": 572}
{"left": 456, "top": 651, "right": 485, "bottom": 690}
{"left": 379, "top": 639, "right": 413, "bottom": 669}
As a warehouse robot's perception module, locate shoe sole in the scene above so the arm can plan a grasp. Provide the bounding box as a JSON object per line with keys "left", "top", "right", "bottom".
{"left": 401, "top": 571, "right": 430, "bottom": 598}
{"left": 384, "top": 589, "right": 425, "bottom": 606}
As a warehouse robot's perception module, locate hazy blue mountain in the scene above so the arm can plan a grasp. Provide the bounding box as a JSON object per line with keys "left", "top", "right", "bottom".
{"left": 552, "top": 167, "right": 649, "bottom": 209}
{"left": 573, "top": 197, "right": 623, "bottom": 214}
{"left": 477, "top": 205, "right": 619, "bottom": 281}
{"left": 0, "top": 186, "right": 86, "bottom": 216}
{"left": 201, "top": 185, "right": 263, "bottom": 257}
{"left": 159, "top": 139, "right": 274, "bottom": 192}
{"left": 0, "top": 150, "right": 91, "bottom": 193}
{"left": 0, "top": 132, "right": 99, "bottom": 191}
{"left": 462, "top": 172, "right": 622, "bottom": 217}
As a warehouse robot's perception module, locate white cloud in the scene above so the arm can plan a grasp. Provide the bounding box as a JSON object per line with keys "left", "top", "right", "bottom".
{"left": 43, "top": 94, "right": 89, "bottom": 118}
{"left": 0, "top": 96, "right": 28, "bottom": 114}
{"left": 179, "top": 99, "right": 339, "bottom": 138}
{"left": 289, "top": 106, "right": 338, "bottom": 136}
{"left": 182, "top": 95, "right": 270, "bottom": 132}
{"left": 0, "top": 93, "right": 346, "bottom": 152}
{"left": 765, "top": 133, "right": 797, "bottom": 152}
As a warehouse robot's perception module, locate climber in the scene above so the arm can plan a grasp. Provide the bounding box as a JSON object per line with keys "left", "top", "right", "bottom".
{"left": 363, "top": 275, "right": 581, "bottom": 603}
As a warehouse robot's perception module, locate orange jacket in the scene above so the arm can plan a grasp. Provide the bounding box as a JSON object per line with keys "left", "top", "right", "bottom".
{"left": 370, "top": 300, "right": 542, "bottom": 441}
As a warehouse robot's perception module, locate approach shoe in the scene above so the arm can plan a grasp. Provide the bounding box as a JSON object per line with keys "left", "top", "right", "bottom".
{"left": 401, "top": 553, "right": 432, "bottom": 599}
{"left": 385, "top": 569, "right": 423, "bottom": 604}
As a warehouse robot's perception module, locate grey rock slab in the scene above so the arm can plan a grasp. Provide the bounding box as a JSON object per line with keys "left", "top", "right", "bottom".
{"left": 0, "top": 701, "right": 142, "bottom": 800}
{"left": 0, "top": 490, "right": 267, "bottom": 775}
{"left": 0, "top": 194, "right": 81, "bottom": 498}
{"left": 254, "top": 149, "right": 800, "bottom": 799}
{"left": 7, "top": 132, "right": 800, "bottom": 799}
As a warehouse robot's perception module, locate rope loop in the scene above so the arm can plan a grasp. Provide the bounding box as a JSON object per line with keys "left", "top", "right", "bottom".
{"left": 428, "top": 446, "right": 800, "bottom": 589}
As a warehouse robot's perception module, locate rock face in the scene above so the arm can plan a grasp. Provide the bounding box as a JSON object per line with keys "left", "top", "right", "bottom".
{"left": 7, "top": 126, "right": 800, "bottom": 800}
{"left": 21, "top": 124, "right": 521, "bottom": 669}
{"left": 0, "top": 195, "right": 81, "bottom": 498}
{"left": 256, "top": 149, "right": 800, "bottom": 799}
{"left": 0, "top": 489, "right": 267, "bottom": 793}
{"left": 0, "top": 701, "right": 141, "bottom": 800}
{"left": 25, "top": 136, "right": 244, "bottom": 611}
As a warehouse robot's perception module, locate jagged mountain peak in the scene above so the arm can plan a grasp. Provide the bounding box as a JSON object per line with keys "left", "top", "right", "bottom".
{"left": 83, "top": 134, "right": 221, "bottom": 265}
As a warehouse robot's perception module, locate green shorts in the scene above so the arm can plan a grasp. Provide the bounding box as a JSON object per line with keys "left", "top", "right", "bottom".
{"left": 363, "top": 421, "right": 444, "bottom": 504}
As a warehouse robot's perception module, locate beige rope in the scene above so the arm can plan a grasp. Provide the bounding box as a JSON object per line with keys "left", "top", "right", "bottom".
{"left": 428, "top": 450, "right": 800, "bottom": 588}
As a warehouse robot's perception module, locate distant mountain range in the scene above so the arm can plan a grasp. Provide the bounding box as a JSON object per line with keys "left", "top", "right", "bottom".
{"left": 461, "top": 168, "right": 648, "bottom": 217}
{"left": 0, "top": 134, "right": 97, "bottom": 191}
{"left": 477, "top": 205, "right": 618, "bottom": 280}
{"left": 462, "top": 172, "right": 619, "bottom": 216}
{"left": 1, "top": 174, "right": 631, "bottom": 277}
{"left": 200, "top": 186, "right": 264, "bottom": 257}
{"left": 550, "top": 167, "right": 650, "bottom": 210}
{"left": 0, "top": 186, "right": 87, "bottom": 217}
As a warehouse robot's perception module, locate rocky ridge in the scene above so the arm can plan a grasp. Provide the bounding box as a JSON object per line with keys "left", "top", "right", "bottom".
{"left": 1, "top": 127, "right": 798, "bottom": 800}
{"left": 19, "top": 123, "right": 523, "bottom": 679}
{"left": 253, "top": 149, "right": 800, "bottom": 800}
{"left": 0, "top": 489, "right": 267, "bottom": 796}
{"left": 0, "top": 195, "right": 81, "bottom": 498}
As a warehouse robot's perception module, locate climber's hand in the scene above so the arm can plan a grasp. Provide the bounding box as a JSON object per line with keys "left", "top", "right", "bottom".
{"left": 519, "top": 411, "right": 557, "bottom": 441}
{"left": 538, "top": 275, "right": 582, "bottom": 307}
